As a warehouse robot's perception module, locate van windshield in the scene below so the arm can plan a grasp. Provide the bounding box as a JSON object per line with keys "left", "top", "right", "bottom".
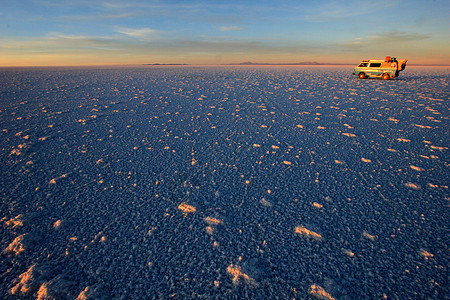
{"left": 358, "top": 63, "right": 368, "bottom": 67}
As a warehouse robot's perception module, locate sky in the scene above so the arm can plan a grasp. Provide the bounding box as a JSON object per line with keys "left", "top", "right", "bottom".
{"left": 1, "top": 0, "right": 449, "bottom": 66}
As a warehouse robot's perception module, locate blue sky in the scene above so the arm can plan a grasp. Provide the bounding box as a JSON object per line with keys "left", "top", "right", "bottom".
{"left": 1, "top": 0, "right": 449, "bottom": 66}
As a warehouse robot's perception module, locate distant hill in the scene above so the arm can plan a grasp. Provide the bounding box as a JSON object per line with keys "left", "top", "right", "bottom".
{"left": 143, "top": 63, "right": 189, "bottom": 66}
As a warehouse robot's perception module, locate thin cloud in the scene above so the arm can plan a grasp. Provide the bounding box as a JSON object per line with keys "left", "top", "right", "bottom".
{"left": 1, "top": 31, "right": 326, "bottom": 57}
{"left": 115, "top": 27, "right": 161, "bottom": 41}
{"left": 345, "top": 31, "right": 430, "bottom": 48}
{"left": 141, "top": 37, "right": 323, "bottom": 56}
{"left": 1, "top": 33, "right": 116, "bottom": 53}
{"left": 57, "top": 13, "right": 135, "bottom": 21}
{"left": 368, "top": 31, "right": 430, "bottom": 43}
{"left": 46, "top": 32, "right": 114, "bottom": 45}
{"left": 219, "top": 26, "right": 242, "bottom": 31}
{"left": 102, "top": 1, "right": 125, "bottom": 9}
{"left": 303, "top": 0, "right": 402, "bottom": 22}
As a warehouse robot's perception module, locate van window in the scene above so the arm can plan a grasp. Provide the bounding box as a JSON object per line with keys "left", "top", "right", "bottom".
{"left": 369, "top": 63, "right": 381, "bottom": 68}
{"left": 358, "top": 63, "right": 368, "bottom": 67}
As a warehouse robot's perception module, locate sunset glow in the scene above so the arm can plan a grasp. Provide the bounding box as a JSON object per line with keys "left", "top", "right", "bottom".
{"left": 1, "top": 0, "right": 449, "bottom": 66}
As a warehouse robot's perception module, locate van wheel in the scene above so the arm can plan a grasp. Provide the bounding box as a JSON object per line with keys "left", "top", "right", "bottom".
{"left": 359, "top": 73, "right": 366, "bottom": 79}
{"left": 382, "top": 73, "right": 390, "bottom": 80}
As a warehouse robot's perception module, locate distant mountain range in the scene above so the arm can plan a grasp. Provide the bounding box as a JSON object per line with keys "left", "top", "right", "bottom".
{"left": 143, "top": 63, "right": 189, "bottom": 66}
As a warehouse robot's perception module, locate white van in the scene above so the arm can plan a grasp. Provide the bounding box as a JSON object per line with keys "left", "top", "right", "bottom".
{"left": 353, "top": 56, "right": 407, "bottom": 80}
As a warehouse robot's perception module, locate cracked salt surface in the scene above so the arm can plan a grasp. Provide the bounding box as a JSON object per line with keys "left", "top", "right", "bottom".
{"left": 0, "top": 66, "right": 448, "bottom": 299}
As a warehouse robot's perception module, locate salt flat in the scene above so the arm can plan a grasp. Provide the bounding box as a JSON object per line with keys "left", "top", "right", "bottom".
{"left": 0, "top": 66, "right": 448, "bottom": 299}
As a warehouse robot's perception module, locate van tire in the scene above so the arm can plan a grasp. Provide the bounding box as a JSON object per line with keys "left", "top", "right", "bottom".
{"left": 382, "top": 73, "right": 390, "bottom": 80}
{"left": 359, "top": 73, "right": 367, "bottom": 79}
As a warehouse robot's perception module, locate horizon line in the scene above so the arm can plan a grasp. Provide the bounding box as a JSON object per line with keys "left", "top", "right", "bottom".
{"left": 1, "top": 61, "right": 450, "bottom": 68}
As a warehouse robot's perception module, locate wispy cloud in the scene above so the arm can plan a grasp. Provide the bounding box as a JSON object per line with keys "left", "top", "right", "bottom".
{"left": 342, "top": 30, "right": 430, "bottom": 49}
{"left": 219, "top": 26, "right": 242, "bottom": 32}
{"left": 57, "top": 13, "right": 135, "bottom": 21}
{"left": 367, "top": 31, "right": 430, "bottom": 43}
{"left": 115, "top": 27, "right": 161, "bottom": 41}
{"left": 0, "top": 32, "right": 116, "bottom": 53}
{"left": 0, "top": 30, "right": 325, "bottom": 57}
{"left": 101, "top": 1, "right": 125, "bottom": 9}
{"left": 303, "top": 0, "right": 402, "bottom": 22}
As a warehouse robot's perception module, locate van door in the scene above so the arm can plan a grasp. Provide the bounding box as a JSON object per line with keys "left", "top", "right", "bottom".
{"left": 367, "top": 62, "right": 383, "bottom": 76}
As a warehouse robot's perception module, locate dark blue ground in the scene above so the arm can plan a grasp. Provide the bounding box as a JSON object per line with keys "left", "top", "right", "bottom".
{"left": 1, "top": 66, "right": 448, "bottom": 299}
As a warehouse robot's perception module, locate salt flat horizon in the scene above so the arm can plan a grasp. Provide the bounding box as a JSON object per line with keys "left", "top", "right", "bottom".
{"left": 1, "top": 63, "right": 449, "bottom": 69}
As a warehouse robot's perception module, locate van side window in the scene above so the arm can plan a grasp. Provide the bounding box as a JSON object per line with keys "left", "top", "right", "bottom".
{"left": 369, "top": 63, "right": 381, "bottom": 68}
{"left": 358, "top": 63, "right": 368, "bottom": 67}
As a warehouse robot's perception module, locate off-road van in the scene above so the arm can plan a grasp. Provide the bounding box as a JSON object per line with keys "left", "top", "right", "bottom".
{"left": 353, "top": 56, "right": 407, "bottom": 80}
